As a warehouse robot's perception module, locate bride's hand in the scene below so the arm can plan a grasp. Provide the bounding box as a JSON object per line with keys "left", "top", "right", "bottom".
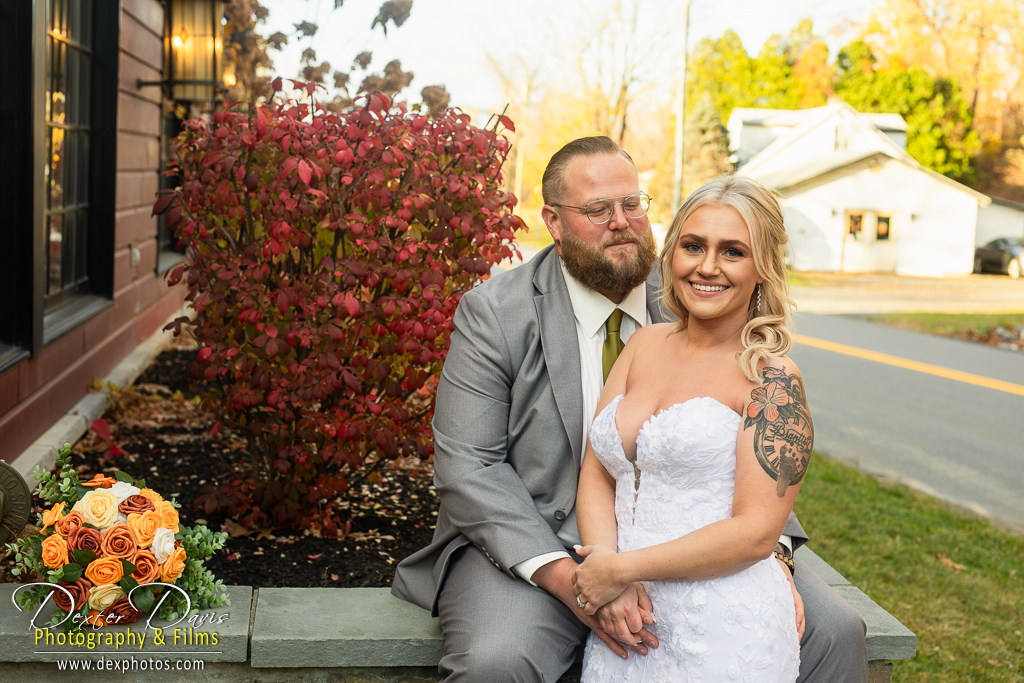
{"left": 572, "top": 544, "right": 628, "bottom": 616}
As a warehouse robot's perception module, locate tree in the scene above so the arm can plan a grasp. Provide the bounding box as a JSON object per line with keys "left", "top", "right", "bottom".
{"left": 835, "top": 41, "right": 981, "bottom": 181}
{"left": 222, "top": 0, "right": 449, "bottom": 114}
{"left": 686, "top": 30, "right": 756, "bottom": 124}
{"left": 783, "top": 19, "right": 832, "bottom": 109}
{"left": 682, "top": 92, "right": 733, "bottom": 195}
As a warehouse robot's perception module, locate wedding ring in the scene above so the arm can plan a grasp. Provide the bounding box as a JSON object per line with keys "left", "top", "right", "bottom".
{"left": 576, "top": 595, "right": 587, "bottom": 609}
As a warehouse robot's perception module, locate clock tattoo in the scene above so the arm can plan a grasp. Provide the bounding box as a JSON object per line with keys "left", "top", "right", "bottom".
{"left": 743, "top": 366, "right": 813, "bottom": 497}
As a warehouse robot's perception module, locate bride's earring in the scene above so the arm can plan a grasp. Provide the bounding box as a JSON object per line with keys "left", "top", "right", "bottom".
{"left": 756, "top": 285, "right": 762, "bottom": 314}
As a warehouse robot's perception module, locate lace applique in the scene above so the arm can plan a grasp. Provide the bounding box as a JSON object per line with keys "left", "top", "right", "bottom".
{"left": 581, "top": 396, "right": 800, "bottom": 682}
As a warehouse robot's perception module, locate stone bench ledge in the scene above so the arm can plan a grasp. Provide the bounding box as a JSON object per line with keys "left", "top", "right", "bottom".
{"left": 795, "top": 547, "right": 917, "bottom": 662}
{"left": 251, "top": 587, "right": 443, "bottom": 668}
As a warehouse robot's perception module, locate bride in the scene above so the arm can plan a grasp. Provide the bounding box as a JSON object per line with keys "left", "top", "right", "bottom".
{"left": 572, "top": 176, "right": 812, "bottom": 682}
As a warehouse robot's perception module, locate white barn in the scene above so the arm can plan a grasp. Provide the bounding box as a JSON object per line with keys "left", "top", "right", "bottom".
{"left": 730, "top": 103, "right": 993, "bottom": 277}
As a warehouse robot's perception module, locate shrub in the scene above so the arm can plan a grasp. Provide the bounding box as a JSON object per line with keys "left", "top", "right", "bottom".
{"left": 156, "top": 81, "right": 523, "bottom": 536}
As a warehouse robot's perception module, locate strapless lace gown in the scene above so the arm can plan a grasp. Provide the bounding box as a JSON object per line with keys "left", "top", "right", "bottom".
{"left": 581, "top": 395, "right": 800, "bottom": 683}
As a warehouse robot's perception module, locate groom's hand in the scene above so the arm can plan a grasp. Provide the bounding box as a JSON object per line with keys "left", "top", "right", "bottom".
{"left": 778, "top": 558, "right": 806, "bottom": 640}
{"left": 532, "top": 557, "right": 657, "bottom": 659}
{"left": 595, "top": 582, "right": 658, "bottom": 647}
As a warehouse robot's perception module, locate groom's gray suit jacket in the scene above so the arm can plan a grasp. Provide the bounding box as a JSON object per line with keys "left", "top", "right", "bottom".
{"left": 392, "top": 244, "right": 808, "bottom": 615}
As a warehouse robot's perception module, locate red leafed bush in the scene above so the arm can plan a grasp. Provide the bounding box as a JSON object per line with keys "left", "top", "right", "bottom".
{"left": 156, "top": 82, "right": 523, "bottom": 536}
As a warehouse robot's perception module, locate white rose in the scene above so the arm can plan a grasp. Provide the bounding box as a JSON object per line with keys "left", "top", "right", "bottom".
{"left": 151, "top": 527, "right": 177, "bottom": 565}
{"left": 73, "top": 489, "right": 120, "bottom": 529}
{"left": 88, "top": 584, "right": 126, "bottom": 611}
{"left": 109, "top": 482, "right": 141, "bottom": 504}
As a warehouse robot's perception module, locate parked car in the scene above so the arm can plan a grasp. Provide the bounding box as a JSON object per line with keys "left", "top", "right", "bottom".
{"left": 974, "top": 238, "right": 1024, "bottom": 278}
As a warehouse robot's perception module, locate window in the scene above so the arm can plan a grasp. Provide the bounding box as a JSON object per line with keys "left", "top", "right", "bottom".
{"left": 44, "top": 0, "right": 94, "bottom": 312}
{"left": 876, "top": 215, "right": 891, "bottom": 241}
{"left": 847, "top": 213, "right": 863, "bottom": 239}
{"left": 0, "top": 0, "right": 118, "bottom": 370}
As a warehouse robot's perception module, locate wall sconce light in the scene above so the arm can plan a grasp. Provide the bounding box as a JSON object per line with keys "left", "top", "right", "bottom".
{"left": 138, "top": 0, "right": 226, "bottom": 103}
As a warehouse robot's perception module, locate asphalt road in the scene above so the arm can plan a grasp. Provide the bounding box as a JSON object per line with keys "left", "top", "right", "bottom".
{"left": 790, "top": 314, "right": 1024, "bottom": 531}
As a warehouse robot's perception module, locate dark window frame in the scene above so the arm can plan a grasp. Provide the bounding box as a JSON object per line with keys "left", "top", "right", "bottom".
{"left": 0, "top": 0, "right": 119, "bottom": 373}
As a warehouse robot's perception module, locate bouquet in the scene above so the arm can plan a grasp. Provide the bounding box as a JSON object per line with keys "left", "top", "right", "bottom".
{"left": 4, "top": 444, "right": 229, "bottom": 631}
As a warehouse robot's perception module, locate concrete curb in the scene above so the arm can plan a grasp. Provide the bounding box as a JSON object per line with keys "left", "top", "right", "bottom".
{"left": 7, "top": 306, "right": 189, "bottom": 482}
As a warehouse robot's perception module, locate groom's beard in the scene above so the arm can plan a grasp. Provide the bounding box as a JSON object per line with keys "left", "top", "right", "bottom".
{"left": 559, "top": 225, "right": 657, "bottom": 296}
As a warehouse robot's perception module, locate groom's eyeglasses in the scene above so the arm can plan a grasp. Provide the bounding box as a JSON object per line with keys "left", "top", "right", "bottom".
{"left": 550, "top": 192, "right": 652, "bottom": 225}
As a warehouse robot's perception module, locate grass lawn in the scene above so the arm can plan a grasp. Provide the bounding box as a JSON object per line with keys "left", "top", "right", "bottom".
{"left": 859, "top": 312, "right": 1024, "bottom": 338}
{"left": 795, "top": 455, "right": 1024, "bottom": 682}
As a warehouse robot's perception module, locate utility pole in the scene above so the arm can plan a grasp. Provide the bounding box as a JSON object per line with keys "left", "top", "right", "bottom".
{"left": 671, "top": 0, "right": 693, "bottom": 216}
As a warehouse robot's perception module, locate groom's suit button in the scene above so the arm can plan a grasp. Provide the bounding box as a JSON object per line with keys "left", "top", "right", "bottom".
{"left": 554, "top": 510, "right": 566, "bottom": 521}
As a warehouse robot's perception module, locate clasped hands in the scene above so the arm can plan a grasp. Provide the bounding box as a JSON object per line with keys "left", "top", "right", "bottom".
{"left": 531, "top": 553, "right": 657, "bottom": 660}
{"left": 573, "top": 543, "right": 808, "bottom": 642}
{"left": 571, "top": 544, "right": 630, "bottom": 617}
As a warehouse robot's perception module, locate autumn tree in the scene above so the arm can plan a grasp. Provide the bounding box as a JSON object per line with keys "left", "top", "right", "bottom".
{"left": 222, "top": 0, "right": 448, "bottom": 114}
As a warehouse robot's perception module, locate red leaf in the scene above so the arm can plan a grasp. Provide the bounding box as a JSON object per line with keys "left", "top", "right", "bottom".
{"left": 271, "top": 77, "right": 283, "bottom": 92}
{"left": 91, "top": 418, "right": 112, "bottom": 443}
{"left": 266, "top": 339, "right": 280, "bottom": 358}
{"left": 297, "top": 160, "right": 312, "bottom": 185}
{"left": 152, "top": 192, "right": 174, "bottom": 217}
{"left": 344, "top": 294, "right": 361, "bottom": 317}
{"left": 499, "top": 115, "right": 516, "bottom": 132}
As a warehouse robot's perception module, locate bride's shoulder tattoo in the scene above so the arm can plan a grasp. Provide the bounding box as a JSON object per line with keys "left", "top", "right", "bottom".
{"left": 742, "top": 365, "right": 813, "bottom": 497}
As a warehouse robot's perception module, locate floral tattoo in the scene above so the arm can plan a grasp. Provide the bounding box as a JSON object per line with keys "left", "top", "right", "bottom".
{"left": 743, "top": 366, "right": 813, "bottom": 497}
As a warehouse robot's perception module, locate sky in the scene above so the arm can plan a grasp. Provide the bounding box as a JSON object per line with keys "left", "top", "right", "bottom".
{"left": 260, "top": 0, "right": 880, "bottom": 113}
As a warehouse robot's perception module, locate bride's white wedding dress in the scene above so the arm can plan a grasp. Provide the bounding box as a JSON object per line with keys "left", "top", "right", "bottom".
{"left": 581, "top": 394, "right": 800, "bottom": 682}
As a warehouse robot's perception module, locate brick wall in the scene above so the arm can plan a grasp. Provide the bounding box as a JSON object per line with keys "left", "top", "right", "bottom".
{"left": 0, "top": 0, "right": 185, "bottom": 462}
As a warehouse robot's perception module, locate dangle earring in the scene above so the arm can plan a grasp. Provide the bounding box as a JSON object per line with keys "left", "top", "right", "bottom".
{"left": 756, "top": 285, "right": 762, "bottom": 314}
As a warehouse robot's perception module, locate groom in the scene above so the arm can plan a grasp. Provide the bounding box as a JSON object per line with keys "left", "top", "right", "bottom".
{"left": 392, "top": 136, "right": 868, "bottom": 682}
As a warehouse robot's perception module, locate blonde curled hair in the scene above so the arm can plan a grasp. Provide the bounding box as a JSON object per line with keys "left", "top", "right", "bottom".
{"left": 658, "top": 176, "right": 795, "bottom": 383}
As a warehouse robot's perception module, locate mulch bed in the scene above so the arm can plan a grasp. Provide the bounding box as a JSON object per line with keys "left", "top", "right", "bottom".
{"left": 3, "top": 336, "right": 439, "bottom": 589}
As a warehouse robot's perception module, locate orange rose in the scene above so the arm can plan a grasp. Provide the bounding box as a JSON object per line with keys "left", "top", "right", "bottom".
{"left": 130, "top": 549, "right": 161, "bottom": 584}
{"left": 41, "top": 534, "right": 70, "bottom": 569}
{"left": 67, "top": 526, "right": 103, "bottom": 555}
{"left": 85, "top": 610, "right": 108, "bottom": 628}
{"left": 84, "top": 557, "right": 124, "bottom": 586}
{"left": 102, "top": 598, "right": 141, "bottom": 626}
{"left": 127, "top": 511, "right": 161, "bottom": 548}
{"left": 74, "top": 489, "right": 120, "bottom": 529}
{"left": 155, "top": 500, "right": 180, "bottom": 534}
{"left": 160, "top": 546, "right": 187, "bottom": 583}
{"left": 100, "top": 524, "right": 137, "bottom": 560}
{"left": 51, "top": 578, "right": 92, "bottom": 613}
{"left": 53, "top": 509, "right": 85, "bottom": 537}
{"left": 119, "top": 494, "right": 155, "bottom": 516}
{"left": 138, "top": 488, "right": 163, "bottom": 503}
{"left": 41, "top": 502, "right": 66, "bottom": 530}
{"left": 81, "top": 473, "right": 117, "bottom": 489}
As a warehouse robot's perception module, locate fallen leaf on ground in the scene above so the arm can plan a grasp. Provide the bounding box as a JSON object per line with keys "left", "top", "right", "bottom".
{"left": 935, "top": 553, "right": 966, "bottom": 572}
{"left": 224, "top": 520, "right": 254, "bottom": 538}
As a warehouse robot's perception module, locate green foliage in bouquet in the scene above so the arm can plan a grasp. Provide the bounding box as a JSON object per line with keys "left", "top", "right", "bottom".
{"left": 4, "top": 444, "right": 230, "bottom": 631}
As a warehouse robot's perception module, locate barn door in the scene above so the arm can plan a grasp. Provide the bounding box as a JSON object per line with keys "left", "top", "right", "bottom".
{"left": 842, "top": 211, "right": 896, "bottom": 273}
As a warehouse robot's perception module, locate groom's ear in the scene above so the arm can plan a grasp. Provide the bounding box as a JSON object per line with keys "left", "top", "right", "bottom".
{"left": 541, "top": 205, "right": 564, "bottom": 255}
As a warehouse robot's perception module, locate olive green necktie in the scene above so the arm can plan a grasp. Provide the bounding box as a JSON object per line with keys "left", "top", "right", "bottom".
{"left": 602, "top": 309, "right": 625, "bottom": 382}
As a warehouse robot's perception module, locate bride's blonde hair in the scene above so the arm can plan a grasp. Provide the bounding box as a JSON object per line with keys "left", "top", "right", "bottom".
{"left": 658, "top": 176, "right": 795, "bottom": 383}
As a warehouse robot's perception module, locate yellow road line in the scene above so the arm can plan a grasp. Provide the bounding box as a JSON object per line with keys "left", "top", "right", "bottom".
{"left": 793, "top": 333, "right": 1024, "bottom": 397}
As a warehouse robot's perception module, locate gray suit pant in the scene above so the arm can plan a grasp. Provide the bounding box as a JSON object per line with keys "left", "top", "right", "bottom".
{"left": 437, "top": 546, "right": 868, "bottom": 683}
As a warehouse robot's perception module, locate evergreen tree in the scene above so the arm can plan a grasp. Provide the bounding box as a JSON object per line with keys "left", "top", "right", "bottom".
{"left": 683, "top": 92, "right": 733, "bottom": 196}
